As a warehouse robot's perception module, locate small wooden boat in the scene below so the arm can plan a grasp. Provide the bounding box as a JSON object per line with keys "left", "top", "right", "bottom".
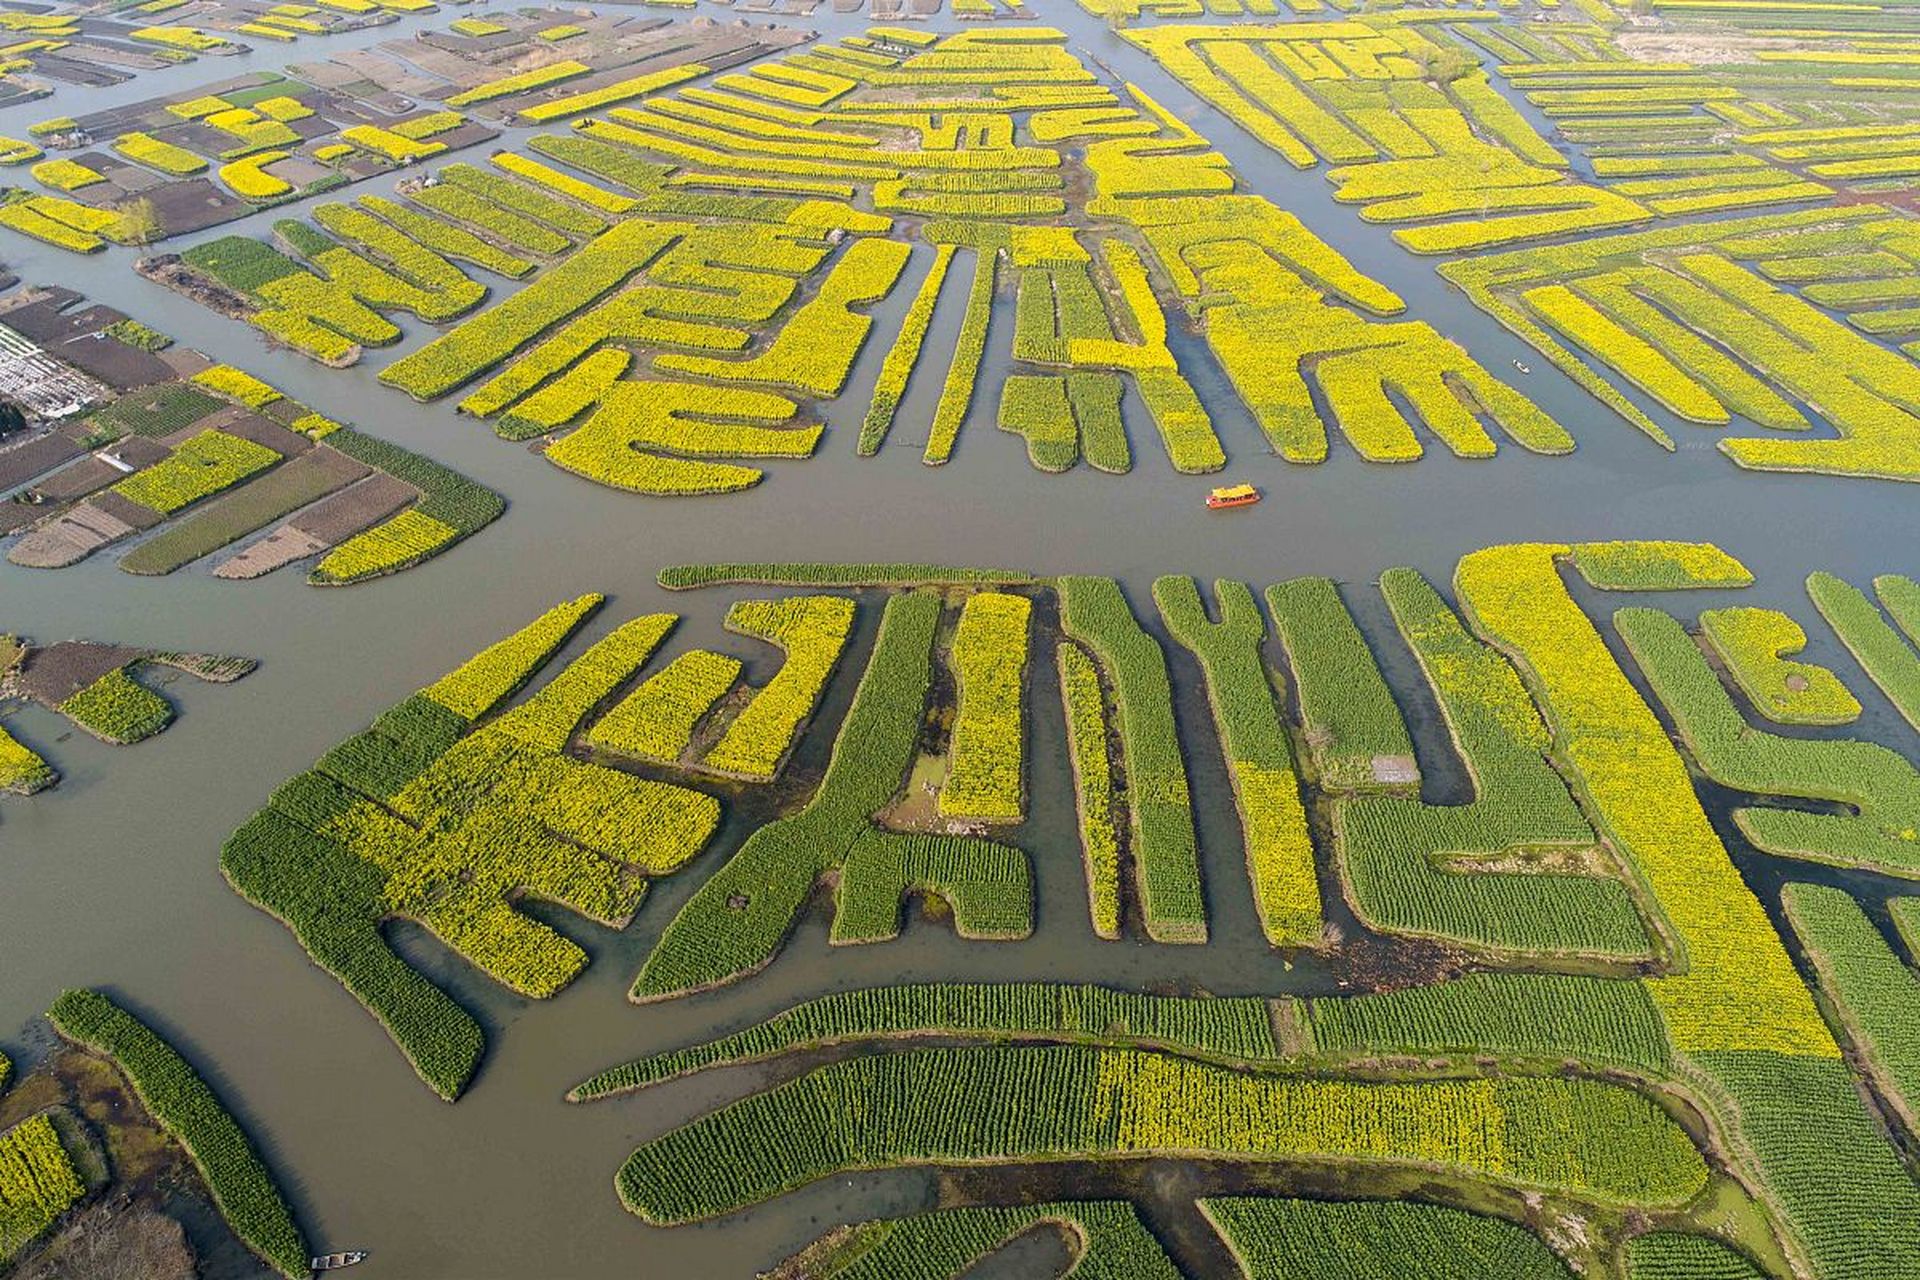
{"left": 311, "top": 1251, "right": 369, "bottom": 1271}
{"left": 1206, "top": 483, "right": 1261, "bottom": 510}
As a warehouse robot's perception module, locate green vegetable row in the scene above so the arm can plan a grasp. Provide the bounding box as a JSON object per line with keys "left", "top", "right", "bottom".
{"left": 47, "top": 990, "right": 307, "bottom": 1278}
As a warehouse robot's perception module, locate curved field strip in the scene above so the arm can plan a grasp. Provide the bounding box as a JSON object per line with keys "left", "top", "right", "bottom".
{"left": 1058, "top": 576, "right": 1203, "bottom": 943}
{"left": 1458, "top": 541, "right": 1920, "bottom": 1280}
{"left": 1782, "top": 884, "right": 1920, "bottom": 1136}
{"left": 48, "top": 990, "right": 307, "bottom": 1278}
{"left": 615, "top": 1045, "right": 1709, "bottom": 1224}
{"left": 572, "top": 983, "right": 1281, "bottom": 1100}
{"left": 1202, "top": 1196, "right": 1575, "bottom": 1280}
{"left": 1154, "top": 576, "right": 1317, "bottom": 947}
{"left": 1618, "top": 606, "right": 1920, "bottom": 877}
{"left": 784, "top": 1200, "right": 1179, "bottom": 1280}
{"left": 633, "top": 591, "right": 1028, "bottom": 1000}
{"left": 1334, "top": 568, "right": 1651, "bottom": 960}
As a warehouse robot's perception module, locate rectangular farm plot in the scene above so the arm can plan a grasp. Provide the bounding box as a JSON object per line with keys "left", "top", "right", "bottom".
{"left": 0, "top": 73, "right": 501, "bottom": 249}
{"left": 0, "top": 286, "right": 501, "bottom": 585}
{"left": 0, "top": 0, "right": 378, "bottom": 97}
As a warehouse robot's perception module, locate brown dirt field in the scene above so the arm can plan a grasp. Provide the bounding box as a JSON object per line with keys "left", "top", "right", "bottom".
{"left": 12, "top": 640, "right": 142, "bottom": 704}
{"left": 13, "top": 1203, "right": 196, "bottom": 1280}
{"left": 25, "top": 54, "right": 132, "bottom": 87}
{"left": 89, "top": 490, "right": 165, "bottom": 531}
{"left": 140, "top": 179, "right": 250, "bottom": 238}
{"left": 1838, "top": 186, "right": 1920, "bottom": 214}
{"left": 59, "top": 38, "right": 168, "bottom": 70}
{"left": 156, "top": 346, "right": 213, "bottom": 379}
{"left": 283, "top": 58, "right": 361, "bottom": 90}
{"left": 290, "top": 470, "right": 417, "bottom": 541}
{"left": 0, "top": 502, "right": 46, "bottom": 534}
{"left": 27, "top": 455, "right": 125, "bottom": 503}
{"left": 428, "top": 121, "right": 498, "bottom": 152}
{"left": 0, "top": 296, "right": 117, "bottom": 345}
{"left": 93, "top": 161, "right": 164, "bottom": 194}
{"left": 264, "top": 155, "right": 331, "bottom": 189}
{"left": 329, "top": 47, "right": 444, "bottom": 98}
{"left": 288, "top": 114, "right": 333, "bottom": 142}
{"left": 49, "top": 334, "right": 175, "bottom": 392}
{"left": 7, "top": 503, "right": 138, "bottom": 569}
{"left": 61, "top": 160, "right": 134, "bottom": 209}
{"left": 1320, "top": 924, "right": 1457, "bottom": 995}
{"left": 209, "top": 411, "right": 313, "bottom": 459}
{"left": 26, "top": 439, "right": 168, "bottom": 504}
{"left": 1615, "top": 32, "right": 1804, "bottom": 65}
{"left": 102, "top": 437, "right": 173, "bottom": 472}
{"left": 134, "top": 257, "right": 255, "bottom": 325}
{"left": 212, "top": 525, "right": 327, "bottom": 579}
{"left": 0, "top": 433, "right": 84, "bottom": 490}
{"left": 260, "top": 399, "right": 305, "bottom": 429}
{"left": 340, "top": 153, "right": 387, "bottom": 182}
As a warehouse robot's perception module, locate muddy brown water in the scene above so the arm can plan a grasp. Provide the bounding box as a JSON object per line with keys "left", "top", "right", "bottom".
{"left": 2, "top": 8, "right": 1919, "bottom": 1277}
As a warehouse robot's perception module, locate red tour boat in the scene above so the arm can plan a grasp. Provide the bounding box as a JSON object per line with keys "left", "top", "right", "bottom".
{"left": 1206, "top": 484, "right": 1261, "bottom": 510}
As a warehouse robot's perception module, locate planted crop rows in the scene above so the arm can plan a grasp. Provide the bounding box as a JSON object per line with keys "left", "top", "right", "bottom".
{"left": 47, "top": 989, "right": 307, "bottom": 1278}
{"left": 23, "top": 4, "right": 1920, "bottom": 1268}
{"left": 117, "top": 26, "right": 1615, "bottom": 499}
{"left": 146, "top": 538, "right": 1920, "bottom": 1276}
